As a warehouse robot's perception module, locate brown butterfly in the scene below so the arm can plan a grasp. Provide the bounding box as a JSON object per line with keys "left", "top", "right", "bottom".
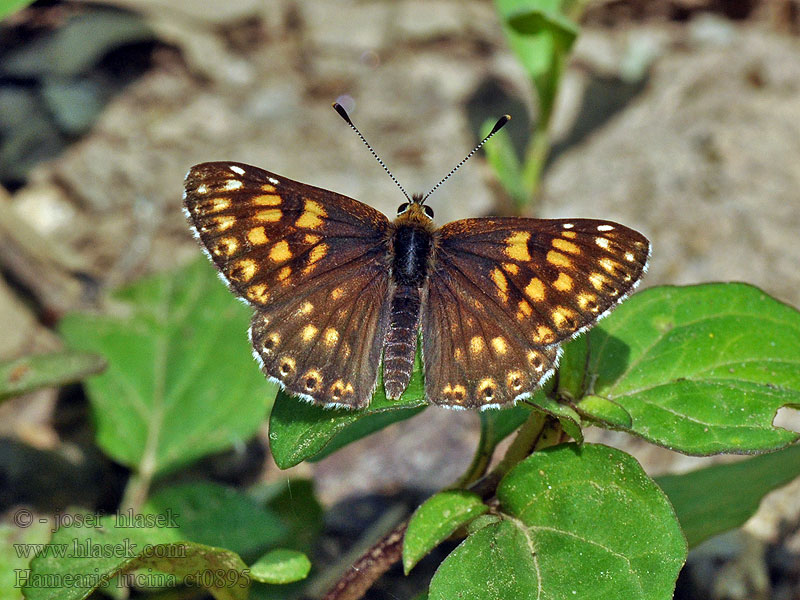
{"left": 183, "top": 105, "right": 650, "bottom": 410}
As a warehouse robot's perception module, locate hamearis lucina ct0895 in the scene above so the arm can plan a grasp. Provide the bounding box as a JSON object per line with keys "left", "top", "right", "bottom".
{"left": 183, "top": 104, "right": 650, "bottom": 411}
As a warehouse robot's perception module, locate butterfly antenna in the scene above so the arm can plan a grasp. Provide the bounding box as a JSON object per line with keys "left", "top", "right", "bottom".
{"left": 333, "top": 102, "right": 412, "bottom": 202}
{"left": 421, "top": 114, "right": 511, "bottom": 204}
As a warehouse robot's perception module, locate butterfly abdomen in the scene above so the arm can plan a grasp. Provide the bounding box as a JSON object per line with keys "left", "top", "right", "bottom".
{"left": 383, "top": 222, "right": 434, "bottom": 398}
{"left": 383, "top": 286, "right": 421, "bottom": 399}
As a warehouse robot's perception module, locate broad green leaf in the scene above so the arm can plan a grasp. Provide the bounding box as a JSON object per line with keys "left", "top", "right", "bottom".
{"left": 249, "top": 549, "right": 311, "bottom": 584}
{"left": 0, "top": 351, "right": 105, "bottom": 402}
{"left": 429, "top": 520, "right": 538, "bottom": 600}
{"left": 269, "top": 354, "right": 426, "bottom": 468}
{"left": 60, "top": 260, "right": 275, "bottom": 476}
{"left": 2, "top": 8, "right": 153, "bottom": 78}
{"left": 431, "top": 444, "right": 686, "bottom": 599}
{"left": 22, "top": 515, "right": 249, "bottom": 600}
{"left": 0, "top": 520, "right": 51, "bottom": 600}
{"left": 568, "top": 284, "right": 800, "bottom": 454}
{"left": 143, "top": 482, "right": 286, "bottom": 559}
{"left": 0, "top": 1, "right": 35, "bottom": 22}
{"left": 403, "top": 491, "right": 488, "bottom": 574}
{"left": 577, "top": 395, "right": 632, "bottom": 428}
{"left": 657, "top": 443, "right": 800, "bottom": 548}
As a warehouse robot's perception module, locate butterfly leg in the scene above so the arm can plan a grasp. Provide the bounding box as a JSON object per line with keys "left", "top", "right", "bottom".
{"left": 383, "top": 285, "right": 421, "bottom": 399}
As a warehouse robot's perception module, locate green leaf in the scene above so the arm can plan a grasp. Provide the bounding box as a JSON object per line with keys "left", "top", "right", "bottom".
{"left": 143, "top": 482, "right": 286, "bottom": 559}
{"left": 249, "top": 549, "right": 311, "bottom": 584}
{"left": 3, "top": 8, "right": 154, "bottom": 78}
{"left": 1, "top": 520, "right": 51, "bottom": 600}
{"left": 22, "top": 515, "right": 250, "bottom": 600}
{"left": 0, "top": 351, "right": 105, "bottom": 402}
{"left": 508, "top": 6, "right": 579, "bottom": 53}
{"left": 495, "top": 0, "right": 570, "bottom": 79}
{"left": 465, "top": 514, "right": 501, "bottom": 534}
{"left": 568, "top": 283, "right": 800, "bottom": 454}
{"left": 59, "top": 260, "right": 275, "bottom": 476}
{"left": 657, "top": 443, "right": 800, "bottom": 548}
{"left": 431, "top": 444, "right": 686, "bottom": 599}
{"left": 403, "top": 490, "right": 489, "bottom": 574}
{"left": 524, "top": 394, "right": 583, "bottom": 442}
{"left": 576, "top": 395, "right": 632, "bottom": 428}
{"left": 429, "top": 520, "right": 538, "bottom": 600}
{"left": 495, "top": 0, "right": 580, "bottom": 125}
{"left": 269, "top": 354, "right": 426, "bottom": 468}
{"left": 0, "top": 1, "right": 35, "bottom": 22}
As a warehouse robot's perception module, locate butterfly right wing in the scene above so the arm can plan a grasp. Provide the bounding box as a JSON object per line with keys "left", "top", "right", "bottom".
{"left": 184, "top": 162, "right": 393, "bottom": 408}
{"left": 423, "top": 217, "right": 650, "bottom": 409}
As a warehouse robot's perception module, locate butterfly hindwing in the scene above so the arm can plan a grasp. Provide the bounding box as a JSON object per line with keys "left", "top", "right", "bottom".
{"left": 249, "top": 255, "right": 392, "bottom": 408}
{"left": 423, "top": 267, "right": 561, "bottom": 408}
{"left": 184, "top": 162, "right": 393, "bottom": 408}
{"left": 423, "top": 217, "right": 650, "bottom": 408}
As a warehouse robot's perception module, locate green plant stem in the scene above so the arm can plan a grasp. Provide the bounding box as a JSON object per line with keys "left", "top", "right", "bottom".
{"left": 119, "top": 470, "right": 152, "bottom": 514}
{"left": 495, "top": 411, "right": 548, "bottom": 479}
{"left": 452, "top": 412, "right": 497, "bottom": 489}
{"left": 518, "top": 125, "right": 551, "bottom": 213}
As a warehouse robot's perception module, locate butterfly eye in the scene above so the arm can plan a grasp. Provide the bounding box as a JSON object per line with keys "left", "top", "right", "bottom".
{"left": 423, "top": 205, "right": 434, "bottom": 219}
{"left": 396, "top": 203, "right": 410, "bottom": 215}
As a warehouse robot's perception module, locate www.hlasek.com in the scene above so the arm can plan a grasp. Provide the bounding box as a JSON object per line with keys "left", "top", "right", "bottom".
{"left": 14, "top": 537, "right": 186, "bottom": 560}
{"left": 16, "top": 568, "right": 251, "bottom": 590}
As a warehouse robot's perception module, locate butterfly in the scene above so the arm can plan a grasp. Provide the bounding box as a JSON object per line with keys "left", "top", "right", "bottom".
{"left": 183, "top": 105, "right": 650, "bottom": 410}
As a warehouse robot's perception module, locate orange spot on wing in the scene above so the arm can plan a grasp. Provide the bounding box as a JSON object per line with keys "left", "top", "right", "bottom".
{"left": 269, "top": 240, "right": 292, "bottom": 263}
{"left": 255, "top": 209, "right": 282, "bottom": 222}
{"left": 525, "top": 278, "right": 546, "bottom": 302}
{"left": 546, "top": 250, "right": 572, "bottom": 268}
{"left": 552, "top": 238, "right": 580, "bottom": 254}
{"left": 504, "top": 231, "right": 531, "bottom": 261}
{"left": 253, "top": 194, "right": 282, "bottom": 206}
{"left": 553, "top": 272, "right": 573, "bottom": 291}
{"left": 247, "top": 227, "right": 268, "bottom": 245}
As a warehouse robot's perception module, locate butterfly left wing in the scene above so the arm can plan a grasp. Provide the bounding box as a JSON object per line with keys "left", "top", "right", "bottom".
{"left": 422, "top": 217, "right": 650, "bottom": 409}
{"left": 183, "top": 162, "right": 393, "bottom": 408}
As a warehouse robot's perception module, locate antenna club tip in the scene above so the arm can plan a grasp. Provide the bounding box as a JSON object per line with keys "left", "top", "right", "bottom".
{"left": 332, "top": 102, "right": 353, "bottom": 125}
{"left": 490, "top": 114, "right": 511, "bottom": 135}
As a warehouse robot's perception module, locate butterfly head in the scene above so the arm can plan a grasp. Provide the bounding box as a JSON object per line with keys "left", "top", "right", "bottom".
{"left": 395, "top": 194, "right": 434, "bottom": 225}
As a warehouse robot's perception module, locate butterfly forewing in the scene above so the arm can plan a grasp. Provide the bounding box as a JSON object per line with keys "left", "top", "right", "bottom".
{"left": 183, "top": 162, "right": 393, "bottom": 408}
{"left": 423, "top": 218, "right": 650, "bottom": 408}
{"left": 184, "top": 162, "right": 390, "bottom": 309}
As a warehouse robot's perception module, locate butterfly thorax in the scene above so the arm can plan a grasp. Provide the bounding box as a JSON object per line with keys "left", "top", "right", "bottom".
{"left": 384, "top": 202, "right": 436, "bottom": 399}
{"left": 390, "top": 204, "right": 436, "bottom": 286}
